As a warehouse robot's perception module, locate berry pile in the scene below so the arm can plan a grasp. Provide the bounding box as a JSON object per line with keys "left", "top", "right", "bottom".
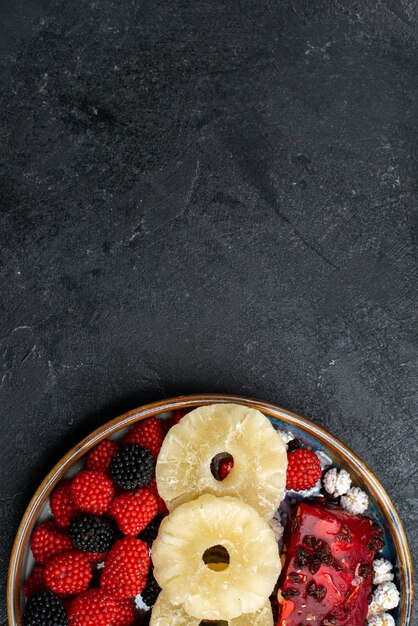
{"left": 23, "top": 417, "right": 167, "bottom": 626}
{"left": 23, "top": 407, "right": 331, "bottom": 626}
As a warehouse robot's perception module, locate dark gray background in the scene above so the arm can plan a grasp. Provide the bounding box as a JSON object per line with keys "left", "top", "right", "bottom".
{"left": 0, "top": 0, "right": 417, "bottom": 621}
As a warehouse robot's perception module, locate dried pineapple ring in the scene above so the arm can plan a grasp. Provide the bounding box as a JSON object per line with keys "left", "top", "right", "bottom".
{"left": 156, "top": 403, "right": 287, "bottom": 519}
{"left": 150, "top": 590, "right": 274, "bottom": 626}
{"left": 152, "top": 494, "right": 281, "bottom": 620}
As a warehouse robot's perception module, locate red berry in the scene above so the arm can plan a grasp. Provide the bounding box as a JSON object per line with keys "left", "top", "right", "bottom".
{"left": 286, "top": 448, "right": 322, "bottom": 491}
{"left": 50, "top": 480, "right": 77, "bottom": 527}
{"left": 101, "top": 537, "right": 150, "bottom": 599}
{"left": 122, "top": 417, "right": 165, "bottom": 459}
{"left": 219, "top": 459, "right": 234, "bottom": 480}
{"left": 113, "top": 598, "right": 136, "bottom": 626}
{"left": 23, "top": 565, "right": 46, "bottom": 598}
{"left": 86, "top": 551, "right": 108, "bottom": 564}
{"left": 68, "top": 588, "right": 117, "bottom": 626}
{"left": 165, "top": 409, "right": 189, "bottom": 431}
{"left": 30, "top": 520, "right": 72, "bottom": 564}
{"left": 86, "top": 440, "right": 119, "bottom": 473}
{"left": 71, "top": 470, "right": 115, "bottom": 514}
{"left": 110, "top": 488, "right": 158, "bottom": 536}
{"left": 149, "top": 477, "right": 169, "bottom": 515}
{"left": 44, "top": 550, "right": 92, "bottom": 595}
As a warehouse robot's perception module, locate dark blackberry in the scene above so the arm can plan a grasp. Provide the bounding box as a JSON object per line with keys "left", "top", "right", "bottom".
{"left": 138, "top": 515, "right": 162, "bottom": 547}
{"left": 110, "top": 444, "right": 155, "bottom": 490}
{"left": 69, "top": 514, "right": 116, "bottom": 553}
{"left": 141, "top": 567, "right": 161, "bottom": 607}
{"left": 23, "top": 591, "right": 68, "bottom": 626}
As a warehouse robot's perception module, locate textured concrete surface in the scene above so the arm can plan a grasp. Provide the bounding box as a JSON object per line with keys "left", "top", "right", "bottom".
{"left": 0, "top": 0, "right": 417, "bottom": 621}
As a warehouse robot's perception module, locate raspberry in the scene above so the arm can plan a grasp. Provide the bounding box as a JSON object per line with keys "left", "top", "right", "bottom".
{"left": 101, "top": 537, "right": 150, "bottom": 599}
{"left": 86, "top": 551, "right": 108, "bottom": 563}
{"left": 219, "top": 459, "right": 234, "bottom": 480}
{"left": 30, "top": 520, "right": 72, "bottom": 564}
{"left": 112, "top": 599, "right": 135, "bottom": 626}
{"left": 141, "top": 567, "right": 161, "bottom": 607}
{"left": 50, "top": 481, "right": 77, "bottom": 527}
{"left": 138, "top": 515, "right": 162, "bottom": 547}
{"left": 69, "top": 515, "right": 116, "bottom": 553}
{"left": 44, "top": 551, "right": 92, "bottom": 596}
{"left": 110, "top": 488, "right": 158, "bottom": 536}
{"left": 68, "top": 589, "right": 117, "bottom": 626}
{"left": 85, "top": 440, "right": 119, "bottom": 473}
{"left": 122, "top": 417, "right": 165, "bottom": 459}
{"left": 23, "top": 565, "right": 46, "bottom": 598}
{"left": 71, "top": 471, "right": 115, "bottom": 514}
{"left": 23, "top": 590, "right": 68, "bottom": 626}
{"left": 149, "top": 477, "right": 169, "bottom": 515}
{"left": 110, "top": 445, "right": 155, "bottom": 491}
{"left": 286, "top": 448, "right": 322, "bottom": 491}
{"left": 165, "top": 409, "right": 189, "bottom": 430}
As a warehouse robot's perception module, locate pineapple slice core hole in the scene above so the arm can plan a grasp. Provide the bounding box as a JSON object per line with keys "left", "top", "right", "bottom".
{"left": 202, "top": 544, "right": 230, "bottom": 571}
{"left": 210, "top": 452, "right": 234, "bottom": 481}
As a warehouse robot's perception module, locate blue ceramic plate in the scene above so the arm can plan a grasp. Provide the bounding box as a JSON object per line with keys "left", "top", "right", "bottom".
{"left": 8, "top": 394, "right": 414, "bottom": 625}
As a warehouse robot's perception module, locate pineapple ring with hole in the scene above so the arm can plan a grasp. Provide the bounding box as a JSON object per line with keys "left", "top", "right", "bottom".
{"left": 152, "top": 494, "right": 281, "bottom": 620}
{"left": 150, "top": 590, "right": 274, "bottom": 626}
{"left": 156, "top": 403, "right": 287, "bottom": 519}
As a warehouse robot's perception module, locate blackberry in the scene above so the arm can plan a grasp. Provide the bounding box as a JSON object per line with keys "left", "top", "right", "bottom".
{"left": 141, "top": 567, "right": 161, "bottom": 607}
{"left": 138, "top": 515, "right": 162, "bottom": 547}
{"left": 69, "top": 514, "right": 115, "bottom": 553}
{"left": 110, "top": 444, "right": 155, "bottom": 490}
{"left": 23, "top": 591, "right": 68, "bottom": 626}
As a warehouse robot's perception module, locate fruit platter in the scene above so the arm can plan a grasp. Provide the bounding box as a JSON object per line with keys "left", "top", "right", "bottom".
{"left": 8, "top": 394, "right": 414, "bottom": 626}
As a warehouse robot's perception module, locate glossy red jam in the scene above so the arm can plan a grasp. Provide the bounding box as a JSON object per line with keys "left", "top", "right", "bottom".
{"left": 277, "top": 502, "right": 384, "bottom": 626}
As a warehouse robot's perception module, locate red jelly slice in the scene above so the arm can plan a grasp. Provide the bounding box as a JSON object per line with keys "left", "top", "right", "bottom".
{"left": 277, "top": 502, "right": 383, "bottom": 626}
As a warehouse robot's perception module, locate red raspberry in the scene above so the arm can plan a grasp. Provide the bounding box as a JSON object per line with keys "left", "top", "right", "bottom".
{"left": 122, "top": 417, "right": 165, "bottom": 459}
{"left": 68, "top": 588, "right": 117, "bottom": 626}
{"left": 149, "top": 477, "right": 168, "bottom": 515}
{"left": 101, "top": 537, "right": 150, "bottom": 599}
{"left": 165, "top": 409, "right": 189, "bottom": 431}
{"left": 110, "top": 488, "right": 158, "bottom": 536}
{"left": 86, "top": 551, "right": 108, "bottom": 563}
{"left": 30, "top": 520, "right": 72, "bottom": 564}
{"left": 23, "top": 565, "right": 46, "bottom": 598}
{"left": 44, "top": 550, "right": 92, "bottom": 595}
{"left": 50, "top": 480, "right": 77, "bottom": 527}
{"left": 86, "top": 440, "right": 119, "bottom": 473}
{"left": 113, "top": 598, "right": 135, "bottom": 626}
{"left": 71, "top": 470, "right": 115, "bottom": 514}
{"left": 219, "top": 458, "right": 234, "bottom": 480}
{"left": 286, "top": 448, "right": 322, "bottom": 491}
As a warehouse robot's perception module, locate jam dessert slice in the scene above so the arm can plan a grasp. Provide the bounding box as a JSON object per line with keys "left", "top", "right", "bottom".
{"left": 277, "top": 502, "right": 384, "bottom": 626}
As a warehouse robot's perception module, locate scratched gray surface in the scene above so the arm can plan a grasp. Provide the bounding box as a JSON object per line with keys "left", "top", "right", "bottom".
{"left": 0, "top": 0, "right": 417, "bottom": 622}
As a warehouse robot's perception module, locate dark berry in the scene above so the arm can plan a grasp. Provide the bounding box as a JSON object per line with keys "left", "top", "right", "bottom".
{"left": 69, "top": 515, "right": 116, "bottom": 553}
{"left": 306, "top": 581, "right": 327, "bottom": 602}
{"left": 359, "top": 562, "right": 373, "bottom": 578}
{"left": 141, "top": 567, "right": 161, "bottom": 607}
{"left": 335, "top": 524, "right": 352, "bottom": 542}
{"left": 294, "top": 547, "right": 310, "bottom": 568}
{"left": 288, "top": 572, "right": 303, "bottom": 584}
{"left": 23, "top": 591, "right": 68, "bottom": 626}
{"left": 307, "top": 557, "right": 321, "bottom": 574}
{"left": 138, "top": 515, "right": 162, "bottom": 547}
{"left": 281, "top": 588, "right": 300, "bottom": 598}
{"left": 287, "top": 438, "right": 303, "bottom": 452}
{"left": 367, "top": 523, "right": 384, "bottom": 551}
{"left": 110, "top": 444, "right": 155, "bottom": 490}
